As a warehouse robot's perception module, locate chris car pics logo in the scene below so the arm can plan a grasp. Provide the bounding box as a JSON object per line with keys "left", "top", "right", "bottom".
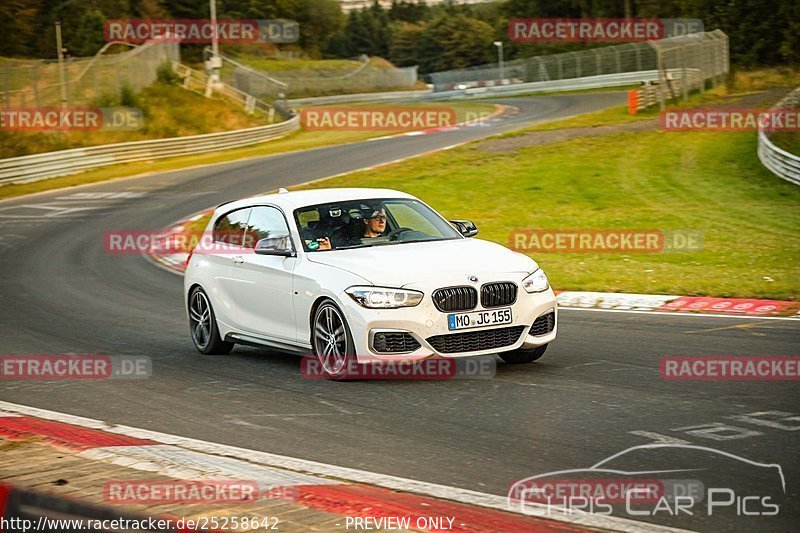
{"left": 508, "top": 444, "right": 785, "bottom": 518}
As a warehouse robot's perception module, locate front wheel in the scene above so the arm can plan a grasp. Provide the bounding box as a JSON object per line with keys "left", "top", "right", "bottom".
{"left": 312, "top": 301, "right": 357, "bottom": 380}
{"left": 188, "top": 287, "right": 234, "bottom": 355}
{"left": 499, "top": 344, "right": 547, "bottom": 364}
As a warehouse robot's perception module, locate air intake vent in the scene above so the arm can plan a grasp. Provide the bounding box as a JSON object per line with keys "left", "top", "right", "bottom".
{"left": 427, "top": 325, "right": 525, "bottom": 354}
{"left": 373, "top": 332, "right": 421, "bottom": 354}
{"left": 530, "top": 311, "right": 556, "bottom": 336}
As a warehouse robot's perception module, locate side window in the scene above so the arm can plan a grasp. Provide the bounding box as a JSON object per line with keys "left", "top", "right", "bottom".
{"left": 213, "top": 208, "right": 251, "bottom": 246}
{"left": 244, "top": 206, "right": 291, "bottom": 249}
{"left": 297, "top": 209, "right": 320, "bottom": 230}
{"left": 386, "top": 202, "right": 438, "bottom": 234}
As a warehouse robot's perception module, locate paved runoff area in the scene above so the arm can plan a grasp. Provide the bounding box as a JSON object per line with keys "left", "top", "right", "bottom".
{"left": 0, "top": 403, "right": 614, "bottom": 533}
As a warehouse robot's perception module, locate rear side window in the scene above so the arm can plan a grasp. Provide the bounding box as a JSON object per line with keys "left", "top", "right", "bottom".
{"left": 213, "top": 208, "right": 251, "bottom": 246}
{"left": 244, "top": 206, "right": 291, "bottom": 248}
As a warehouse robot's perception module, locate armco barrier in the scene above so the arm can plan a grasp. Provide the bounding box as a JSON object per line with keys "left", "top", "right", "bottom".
{"left": 426, "top": 70, "right": 665, "bottom": 100}
{"left": 287, "top": 89, "right": 433, "bottom": 106}
{"left": 0, "top": 115, "right": 300, "bottom": 185}
{"left": 290, "top": 71, "right": 667, "bottom": 104}
{"left": 757, "top": 86, "right": 800, "bottom": 185}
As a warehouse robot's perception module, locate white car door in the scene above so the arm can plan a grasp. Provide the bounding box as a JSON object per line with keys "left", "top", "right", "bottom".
{"left": 231, "top": 205, "right": 298, "bottom": 344}
{"left": 205, "top": 207, "right": 252, "bottom": 329}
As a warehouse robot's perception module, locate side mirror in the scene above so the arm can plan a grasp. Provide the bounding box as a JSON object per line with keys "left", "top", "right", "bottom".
{"left": 450, "top": 219, "right": 478, "bottom": 238}
{"left": 254, "top": 234, "right": 296, "bottom": 257}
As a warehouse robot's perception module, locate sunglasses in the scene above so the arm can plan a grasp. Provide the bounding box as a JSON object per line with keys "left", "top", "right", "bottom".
{"left": 369, "top": 215, "right": 388, "bottom": 222}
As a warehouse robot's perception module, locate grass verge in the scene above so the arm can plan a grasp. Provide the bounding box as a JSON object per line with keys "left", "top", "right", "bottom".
{"left": 0, "top": 101, "right": 496, "bottom": 201}
{"left": 0, "top": 81, "right": 270, "bottom": 159}
{"left": 291, "top": 109, "right": 800, "bottom": 300}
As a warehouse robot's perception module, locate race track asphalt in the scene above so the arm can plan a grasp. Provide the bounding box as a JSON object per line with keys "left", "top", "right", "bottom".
{"left": 1, "top": 92, "right": 797, "bottom": 532}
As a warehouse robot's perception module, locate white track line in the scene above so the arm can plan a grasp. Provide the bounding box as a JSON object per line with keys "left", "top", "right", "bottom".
{"left": 560, "top": 307, "right": 800, "bottom": 321}
{"left": 0, "top": 400, "right": 693, "bottom": 533}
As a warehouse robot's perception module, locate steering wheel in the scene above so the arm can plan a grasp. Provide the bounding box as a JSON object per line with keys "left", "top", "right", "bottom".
{"left": 386, "top": 227, "right": 414, "bottom": 241}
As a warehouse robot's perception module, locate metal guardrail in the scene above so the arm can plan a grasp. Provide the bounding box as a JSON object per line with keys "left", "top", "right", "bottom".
{"left": 426, "top": 70, "right": 665, "bottom": 100}
{"left": 757, "top": 87, "right": 800, "bottom": 185}
{"left": 287, "top": 89, "right": 433, "bottom": 106}
{"left": 290, "top": 71, "right": 686, "bottom": 104}
{"left": 0, "top": 115, "right": 300, "bottom": 185}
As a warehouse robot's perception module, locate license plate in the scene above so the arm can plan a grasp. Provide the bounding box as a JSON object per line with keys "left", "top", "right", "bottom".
{"left": 448, "top": 308, "right": 512, "bottom": 331}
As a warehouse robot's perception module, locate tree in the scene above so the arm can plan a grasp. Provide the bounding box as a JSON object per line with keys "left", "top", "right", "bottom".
{"left": 389, "top": 21, "right": 426, "bottom": 66}
{"left": 419, "top": 14, "right": 494, "bottom": 72}
{"left": 0, "top": 0, "right": 43, "bottom": 57}
{"left": 336, "top": 2, "right": 391, "bottom": 58}
{"left": 389, "top": 0, "right": 430, "bottom": 23}
{"left": 276, "top": 0, "right": 344, "bottom": 57}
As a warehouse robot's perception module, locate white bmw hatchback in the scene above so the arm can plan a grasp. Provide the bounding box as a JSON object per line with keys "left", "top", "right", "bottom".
{"left": 184, "top": 188, "right": 557, "bottom": 379}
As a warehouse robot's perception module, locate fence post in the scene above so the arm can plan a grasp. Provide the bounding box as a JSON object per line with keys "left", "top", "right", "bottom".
{"left": 680, "top": 45, "right": 689, "bottom": 102}
{"left": 650, "top": 42, "right": 666, "bottom": 111}
{"left": 32, "top": 63, "right": 41, "bottom": 108}
{"left": 635, "top": 45, "right": 642, "bottom": 72}
{"left": 593, "top": 49, "right": 601, "bottom": 75}
{"left": 2, "top": 63, "right": 9, "bottom": 110}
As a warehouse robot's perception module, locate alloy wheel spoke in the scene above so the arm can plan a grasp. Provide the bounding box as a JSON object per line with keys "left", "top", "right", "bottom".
{"left": 326, "top": 308, "right": 334, "bottom": 333}
{"left": 334, "top": 326, "right": 345, "bottom": 343}
{"left": 193, "top": 322, "right": 205, "bottom": 344}
{"left": 322, "top": 345, "right": 334, "bottom": 369}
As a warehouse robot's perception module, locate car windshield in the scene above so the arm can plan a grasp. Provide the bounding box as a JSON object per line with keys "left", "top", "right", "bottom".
{"left": 294, "top": 198, "right": 462, "bottom": 252}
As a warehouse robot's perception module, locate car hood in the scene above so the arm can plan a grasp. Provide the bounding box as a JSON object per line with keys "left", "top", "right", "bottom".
{"left": 306, "top": 238, "right": 537, "bottom": 286}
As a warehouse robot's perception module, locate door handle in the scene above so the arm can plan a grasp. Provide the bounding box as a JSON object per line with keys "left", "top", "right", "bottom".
{"left": 232, "top": 255, "right": 245, "bottom": 264}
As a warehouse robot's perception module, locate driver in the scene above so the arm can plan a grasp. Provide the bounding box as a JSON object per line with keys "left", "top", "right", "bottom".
{"left": 362, "top": 208, "right": 387, "bottom": 238}
{"left": 306, "top": 206, "right": 387, "bottom": 251}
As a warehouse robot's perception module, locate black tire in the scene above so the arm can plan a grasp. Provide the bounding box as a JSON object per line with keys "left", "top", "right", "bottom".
{"left": 499, "top": 344, "right": 547, "bottom": 364}
{"left": 188, "top": 286, "right": 234, "bottom": 355}
{"left": 311, "top": 300, "right": 357, "bottom": 380}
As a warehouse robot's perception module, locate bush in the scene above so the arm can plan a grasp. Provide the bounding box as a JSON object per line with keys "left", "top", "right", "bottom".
{"left": 156, "top": 62, "right": 179, "bottom": 85}
{"left": 119, "top": 84, "right": 140, "bottom": 108}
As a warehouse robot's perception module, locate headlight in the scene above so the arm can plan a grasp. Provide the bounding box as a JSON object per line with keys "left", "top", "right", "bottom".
{"left": 345, "top": 286, "right": 424, "bottom": 308}
{"left": 521, "top": 269, "right": 549, "bottom": 293}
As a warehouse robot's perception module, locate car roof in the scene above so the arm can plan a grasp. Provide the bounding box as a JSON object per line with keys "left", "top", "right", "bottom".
{"left": 214, "top": 188, "right": 417, "bottom": 215}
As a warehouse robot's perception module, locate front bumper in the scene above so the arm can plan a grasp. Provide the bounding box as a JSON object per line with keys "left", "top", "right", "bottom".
{"left": 339, "top": 282, "right": 557, "bottom": 363}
